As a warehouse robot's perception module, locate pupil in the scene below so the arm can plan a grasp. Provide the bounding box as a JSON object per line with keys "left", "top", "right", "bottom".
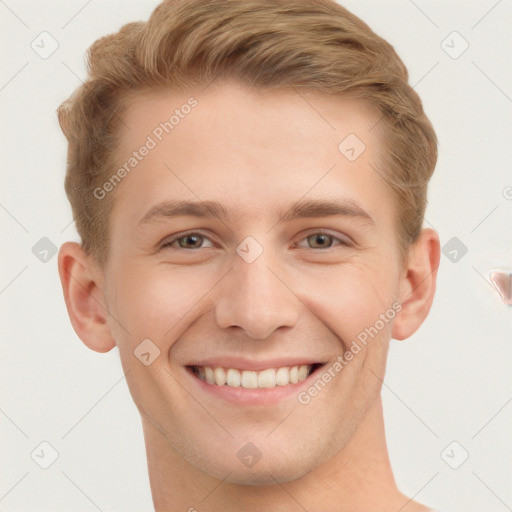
{"left": 180, "top": 235, "right": 201, "bottom": 248}
{"left": 311, "top": 234, "right": 331, "bottom": 248}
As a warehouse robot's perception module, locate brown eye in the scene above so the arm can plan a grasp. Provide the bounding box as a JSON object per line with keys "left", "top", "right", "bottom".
{"left": 161, "top": 231, "right": 215, "bottom": 250}
{"left": 296, "top": 231, "right": 350, "bottom": 250}
{"left": 307, "top": 233, "right": 334, "bottom": 248}
{"left": 177, "top": 234, "right": 204, "bottom": 249}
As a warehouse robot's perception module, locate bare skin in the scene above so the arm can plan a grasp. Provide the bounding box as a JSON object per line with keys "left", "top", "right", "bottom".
{"left": 58, "top": 81, "right": 440, "bottom": 511}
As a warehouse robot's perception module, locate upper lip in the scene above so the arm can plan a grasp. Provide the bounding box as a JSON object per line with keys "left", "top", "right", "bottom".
{"left": 186, "top": 357, "right": 326, "bottom": 372}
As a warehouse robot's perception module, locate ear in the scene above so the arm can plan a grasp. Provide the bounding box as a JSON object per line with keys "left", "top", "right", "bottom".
{"left": 57, "top": 241, "right": 116, "bottom": 353}
{"left": 392, "top": 228, "right": 440, "bottom": 340}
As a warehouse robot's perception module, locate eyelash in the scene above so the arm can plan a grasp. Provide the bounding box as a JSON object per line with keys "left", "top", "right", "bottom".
{"left": 160, "top": 230, "right": 215, "bottom": 250}
{"left": 160, "top": 229, "right": 351, "bottom": 250}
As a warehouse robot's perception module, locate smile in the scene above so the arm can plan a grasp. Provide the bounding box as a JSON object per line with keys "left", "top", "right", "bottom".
{"left": 190, "top": 363, "right": 323, "bottom": 389}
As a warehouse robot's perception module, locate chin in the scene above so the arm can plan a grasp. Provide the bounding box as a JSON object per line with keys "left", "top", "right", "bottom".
{"left": 195, "top": 450, "right": 315, "bottom": 486}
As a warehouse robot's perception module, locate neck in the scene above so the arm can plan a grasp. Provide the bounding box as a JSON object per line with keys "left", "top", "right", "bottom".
{"left": 142, "top": 396, "right": 426, "bottom": 511}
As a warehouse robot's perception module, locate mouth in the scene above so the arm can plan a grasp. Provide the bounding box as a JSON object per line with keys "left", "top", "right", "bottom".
{"left": 187, "top": 362, "right": 325, "bottom": 389}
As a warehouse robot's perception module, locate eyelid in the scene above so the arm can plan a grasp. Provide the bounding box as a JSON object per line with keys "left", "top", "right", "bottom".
{"left": 160, "top": 229, "right": 216, "bottom": 249}
{"left": 160, "top": 228, "right": 351, "bottom": 251}
{"left": 294, "top": 229, "right": 351, "bottom": 248}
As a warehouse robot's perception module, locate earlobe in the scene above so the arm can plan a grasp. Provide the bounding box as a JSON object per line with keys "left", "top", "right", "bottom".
{"left": 391, "top": 228, "right": 441, "bottom": 341}
{"left": 57, "top": 241, "right": 116, "bottom": 353}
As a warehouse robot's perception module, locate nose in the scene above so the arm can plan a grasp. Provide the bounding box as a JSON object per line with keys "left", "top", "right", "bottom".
{"left": 214, "top": 248, "right": 300, "bottom": 340}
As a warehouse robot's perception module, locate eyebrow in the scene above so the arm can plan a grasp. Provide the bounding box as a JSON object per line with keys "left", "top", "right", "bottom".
{"left": 280, "top": 198, "right": 374, "bottom": 225}
{"left": 138, "top": 200, "right": 232, "bottom": 226}
{"left": 137, "top": 198, "right": 375, "bottom": 226}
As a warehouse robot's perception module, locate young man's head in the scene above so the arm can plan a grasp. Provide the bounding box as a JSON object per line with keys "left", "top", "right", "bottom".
{"left": 57, "top": 1, "right": 440, "bottom": 510}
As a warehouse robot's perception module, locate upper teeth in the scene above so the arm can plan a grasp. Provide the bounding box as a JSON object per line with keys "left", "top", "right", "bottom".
{"left": 194, "top": 364, "right": 312, "bottom": 388}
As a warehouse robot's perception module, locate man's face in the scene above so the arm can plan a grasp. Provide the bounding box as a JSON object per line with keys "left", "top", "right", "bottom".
{"left": 100, "top": 82, "right": 404, "bottom": 484}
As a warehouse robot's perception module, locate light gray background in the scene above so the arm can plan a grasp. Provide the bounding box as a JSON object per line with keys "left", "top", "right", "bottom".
{"left": 1, "top": 1, "right": 511, "bottom": 511}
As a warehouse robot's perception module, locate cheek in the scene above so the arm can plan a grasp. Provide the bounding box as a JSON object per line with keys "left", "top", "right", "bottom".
{"left": 292, "top": 262, "right": 395, "bottom": 417}
{"left": 293, "top": 259, "right": 397, "bottom": 344}
{"left": 108, "top": 263, "right": 220, "bottom": 345}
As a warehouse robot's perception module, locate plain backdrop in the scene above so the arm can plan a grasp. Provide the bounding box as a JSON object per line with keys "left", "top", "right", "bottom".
{"left": 1, "top": 1, "right": 511, "bottom": 511}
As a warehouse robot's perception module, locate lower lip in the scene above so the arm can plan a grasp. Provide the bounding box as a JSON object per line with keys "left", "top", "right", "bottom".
{"left": 184, "top": 365, "right": 326, "bottom": 406}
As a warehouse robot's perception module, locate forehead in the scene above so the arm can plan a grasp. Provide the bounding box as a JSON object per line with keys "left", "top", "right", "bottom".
{"left": 110, "top": 82, "right": 393, "bottom": 228}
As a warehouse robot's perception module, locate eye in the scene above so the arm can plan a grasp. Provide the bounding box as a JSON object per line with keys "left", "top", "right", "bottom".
{"left": 161, "top": 231, "right": 215, "bottom": 250}
{"left": 296, "top": 231, "right": 350, "bottom": 249}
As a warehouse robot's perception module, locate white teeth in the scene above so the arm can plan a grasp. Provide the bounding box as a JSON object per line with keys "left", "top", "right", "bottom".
{"left": 241, "top": 371, "right": 258, "bottom": 388}
{"left": 298, "top": 365, "right": 309, "bottom": 381}
{"left": 214, "top": 367, "right": 226, "bottom": 386}
{"left": 204, "top": 366, "right": 214, "bottom": 384}
{"left": 275, "top": 367, "right": 289, "bottom": 386}
{"left": 226, "top": 368, "right": 241, "bottom": 387}
{"left": 258, "top": 368, "right": 276, "bottom": 388}
{"left": 194, "top": 364, "right": 314, "bottom": 388}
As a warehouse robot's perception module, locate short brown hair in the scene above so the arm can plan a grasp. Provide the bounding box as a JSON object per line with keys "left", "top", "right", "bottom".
{"left": 58, "top": 0, "right": 437, "bottom": 266}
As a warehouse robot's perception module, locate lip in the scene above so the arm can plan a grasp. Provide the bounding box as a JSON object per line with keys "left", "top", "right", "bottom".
{"left": 185, "top": 356, "right": 325, "bottom": 372}
{"left": 184, "top": 362, "right": 327, "bottom": 406}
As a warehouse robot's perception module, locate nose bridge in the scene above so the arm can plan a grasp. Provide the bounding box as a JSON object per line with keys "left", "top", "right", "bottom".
{"left": 214, "top": 243, "right": 300, "bottom": 339}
